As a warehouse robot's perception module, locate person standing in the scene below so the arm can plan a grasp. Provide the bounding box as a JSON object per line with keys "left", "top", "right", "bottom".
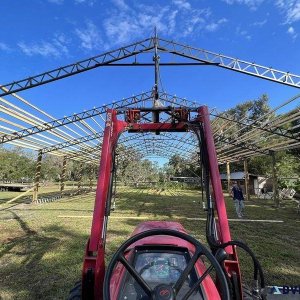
{"left": 231, "top": 181, "right": 245, "bottom": 218}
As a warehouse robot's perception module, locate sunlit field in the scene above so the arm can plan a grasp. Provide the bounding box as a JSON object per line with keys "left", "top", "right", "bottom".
{"left": 0, "top": 186, "right": 299, "bottom": 299}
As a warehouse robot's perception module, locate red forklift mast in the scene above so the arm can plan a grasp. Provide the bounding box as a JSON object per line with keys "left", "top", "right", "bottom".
{"left": 82, "top": 106, "right": 241, "bottom": 299}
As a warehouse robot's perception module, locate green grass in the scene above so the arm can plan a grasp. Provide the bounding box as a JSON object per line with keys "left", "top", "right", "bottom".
{"left": 0, "top": 183, "right": 94, "bottom": 206}
{"left": 0, "top": 186, "right": 299, "bottom": 299}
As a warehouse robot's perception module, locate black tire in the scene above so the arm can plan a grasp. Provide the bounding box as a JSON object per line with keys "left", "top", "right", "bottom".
{"left": 68, "top": 281, "right": 82, "bottom": 300}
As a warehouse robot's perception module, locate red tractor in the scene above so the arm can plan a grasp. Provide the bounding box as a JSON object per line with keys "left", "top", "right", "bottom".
{"left": 69, "top": 106, "right": 265, "bottom": 300}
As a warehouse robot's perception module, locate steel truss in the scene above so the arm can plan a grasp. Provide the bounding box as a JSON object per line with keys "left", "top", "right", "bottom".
{"left": 0, "top": 91, "right": 197, "bottom": 145}
{"left": 121, "top": 132, "right": 197, "bottom": 147}
{"left": 1, "top": 34, "right": 300, "bottom": 166}
{"left": 1, "top": 35, "right": 300, "bottom": 98}
{"left": 156, "top": 38, "right": 300, "bottom": 88}
{"left": 0, "top": 38, "right": 155, "bottom": 96}
{"left": 41, "top": 132, "right": 102, "bottom": 154}
{"left": 211, "top": 112, "right": 300, "bottom": 143}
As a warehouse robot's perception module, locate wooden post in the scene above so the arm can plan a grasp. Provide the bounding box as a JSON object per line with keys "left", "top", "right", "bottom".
{"left": 226, "top": 162, "right": 231, "bottom": 194}
{"left": 77, "top": 163, "right": 83, "bottom": 190}
{"left": 244, "top": 159, "right": 250, "bottom": 201}
{"left": 32, "top": 150, "right": 42, "bottom": 202}
{"left": 60, "top": 157, "right": 67, "bottom": 192}
{"left": 89, "top": 165, "right": 95, "bottom": 190}
{"left": 270, "top": 150, "right": 279, "bottom": 207}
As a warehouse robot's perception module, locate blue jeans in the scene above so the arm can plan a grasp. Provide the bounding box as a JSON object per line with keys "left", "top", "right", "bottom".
{"left": 234, "top": 199, "right": 245, "bottom": 217}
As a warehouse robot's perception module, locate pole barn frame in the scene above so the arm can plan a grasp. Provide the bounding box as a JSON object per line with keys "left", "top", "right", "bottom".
{"left": 0, "top": 33, "right": 299, "bottom": 206}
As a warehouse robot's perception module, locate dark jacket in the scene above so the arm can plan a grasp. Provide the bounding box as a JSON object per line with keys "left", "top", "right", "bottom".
{"left": 232, "top": 186, "right": 244, "bottom": 200}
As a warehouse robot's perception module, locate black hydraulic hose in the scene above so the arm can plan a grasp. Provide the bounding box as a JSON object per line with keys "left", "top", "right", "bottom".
{"left": 194, "top": 125, "right": 265, "bottom": 293}
{"left": 218, "top": 240, "right": 265, "bottom": 288}
{"left": 105, "top": 149, "right": 116, "bottom": 216}
{"left": 195, "top": 125, "right": 219, "bottom": 248}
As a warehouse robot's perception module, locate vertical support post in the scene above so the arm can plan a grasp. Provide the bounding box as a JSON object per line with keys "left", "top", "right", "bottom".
{"left": 77, "top": 163, "right": 83, "bottom": 190}
{"left": 152, "top": 27, "right": 160, "bottom": 127}
{"left": 32, "top": 150, "right": 42, "bottom": 202}
{"left": 270, "top": 150, "right": 279, "bottom": 207}
{"left": 60, "top": 156, "right": 67, "bottom": 192}
{"left": 226, "top": 162, "right": 231, "bottom": 194}
{"left": 89, "top": 168, "right": 93, "bottom": 190}
{"left": 244, "top": 159, "right": 250, "bottom": 201}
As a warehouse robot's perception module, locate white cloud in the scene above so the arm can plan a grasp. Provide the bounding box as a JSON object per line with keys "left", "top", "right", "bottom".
{"left": 18, "top": 34, "right": 69, "bottom": 58}
{"left": 222, "top": 0, "right": 264, "bottom": 10}
{"left": 0, "top": 42, "right": 11, "bottom": 52}
{"left": 103, "top": 5, "right": 175, "bottom": 45}
{"left": 111, "top": 0, "right": 129, "bottom": 10}
{"left": 173, "top": 0, "right": 191, "bottom": 10}
{"left": 75, "top": 21, "right": 103, "bottom": 50}
{"left": 223, "top": 0, "right": 300, "bottom": 22}
{"left": 236, "top": 26, "right": 252, "bottom": 40}
{"left": 48, "top": 0, "right": 96, "bottom": 5}
{"left": 48, "top": 0, "right": 64, "bottom": 4}
{"left": 252, "top": 19, "right": 267, "bottom": 26}
{"left": 287, "top": 26, "right": 298, "bottom": 38}
{"left": 103, "top": 2, "right": 225, "bottom": 46}
{"left": 206, "top": 18, "right": 228, "bottom": 32}
{"left": 276, "top": 0, "right": 300, "bottom": 23}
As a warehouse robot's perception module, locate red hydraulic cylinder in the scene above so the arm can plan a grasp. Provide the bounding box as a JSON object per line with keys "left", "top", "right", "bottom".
{"left": 82, "top": 109, "right": 126, "bottom": 299}
{"left": 199, "top": 106, "right": 232, "bottom": 251}
{"left": 89, "top": 109, "right": 114, "bottom": 252}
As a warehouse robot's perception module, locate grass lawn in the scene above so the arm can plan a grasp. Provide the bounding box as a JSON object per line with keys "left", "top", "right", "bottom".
{"left": 0, "top": 182, "right": 94, "bottom": 206}
{"left": 0, "top": 186, "right": 299, "bottom": 299}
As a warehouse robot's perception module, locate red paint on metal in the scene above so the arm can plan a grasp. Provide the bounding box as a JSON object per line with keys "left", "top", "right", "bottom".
{"left": 82, "top": 107, "right": 242, "bottom": 299}
{"left": 199, "top": 106, "right": 232, "bottom": 247}
{"left": 110, "top": 221, "right": 221, "bottom": 300}
{"left": 89, "top": 109, "right": 114, "bottom": 251}
{"left": 83, "top": 109, "right": 127, "bottom": 299}
{"left": 199, "top": 106, "right": 242, "bottom": 297}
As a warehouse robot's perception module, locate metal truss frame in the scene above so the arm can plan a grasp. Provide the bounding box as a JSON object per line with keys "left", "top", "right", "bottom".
{"left": 0, "top": 91, "right": 198, "bottom": 145}
{"left": 1, "top": 35, "right": 300, "bottom": 98}
{"left": 125, "top": 140, "right": 193, "bottom": 158}
{"left": 0, "top": 38, "right": 155, "bottom": 96}
{"left": 156, "top": 38, "right": 300, "bottom": 88}
{"left": 41, "top": 132, "right": 102, "bottom": 154}
{"left": 121, "top": 133, "right": 197, "bottom": 147}
{"left": 211, "top": 112, "right": 300, "bottom": 142}
{"left": 0, "top": 34, "right": 300, "bottom": 166}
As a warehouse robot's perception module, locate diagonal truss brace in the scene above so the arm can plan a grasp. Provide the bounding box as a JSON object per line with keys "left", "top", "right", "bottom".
{"left": 1, "top": 36, "right": 300, "bottom": 97}
{"left": 0, "top": 91, "right": 198, "bottom": 145}
{"left": 41, "top": 132, "right": 103, "bottom": 154}
{"left": 157, "top": 38, "right": 300, "bottom": 88}
{"left": 211, "top": 112, "right": 300, "bottom": 142}
{"left": 0, "top": 91, "right": 152, "bottom": 144}
{"left": 215, "top": 133, "right": 269, "bottom": 156}
{"left": 0, "top": 38, "right": 155, "bottom": 97}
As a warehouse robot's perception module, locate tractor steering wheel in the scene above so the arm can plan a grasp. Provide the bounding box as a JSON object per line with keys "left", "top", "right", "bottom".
{"left": 103, "top": 229, "right": 230, "bottom": 300}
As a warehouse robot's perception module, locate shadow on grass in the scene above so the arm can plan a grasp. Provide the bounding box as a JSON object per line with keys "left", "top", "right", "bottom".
{"left": 1, "top": 187, "right": 299, "bottom": 299}
{"left": 0, "top": 209, "right": 135, "bottom": 300}
{"left": 0, "top": 211, "right": 87, "bottom": 300}
{"left": 115, "top": 188, "right": 201, "bottom": 219}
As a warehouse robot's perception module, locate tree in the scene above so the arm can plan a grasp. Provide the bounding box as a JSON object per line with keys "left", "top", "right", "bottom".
{"left": 0, "top": 147, "right": 35, "bottom": 181}
{"left": 115, "top": 145, "right": 159, "bottom": 184}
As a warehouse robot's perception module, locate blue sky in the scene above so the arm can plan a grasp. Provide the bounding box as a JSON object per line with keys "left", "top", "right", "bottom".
{"left": 1, "top": 0, "right": 300, "bottom": 117}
